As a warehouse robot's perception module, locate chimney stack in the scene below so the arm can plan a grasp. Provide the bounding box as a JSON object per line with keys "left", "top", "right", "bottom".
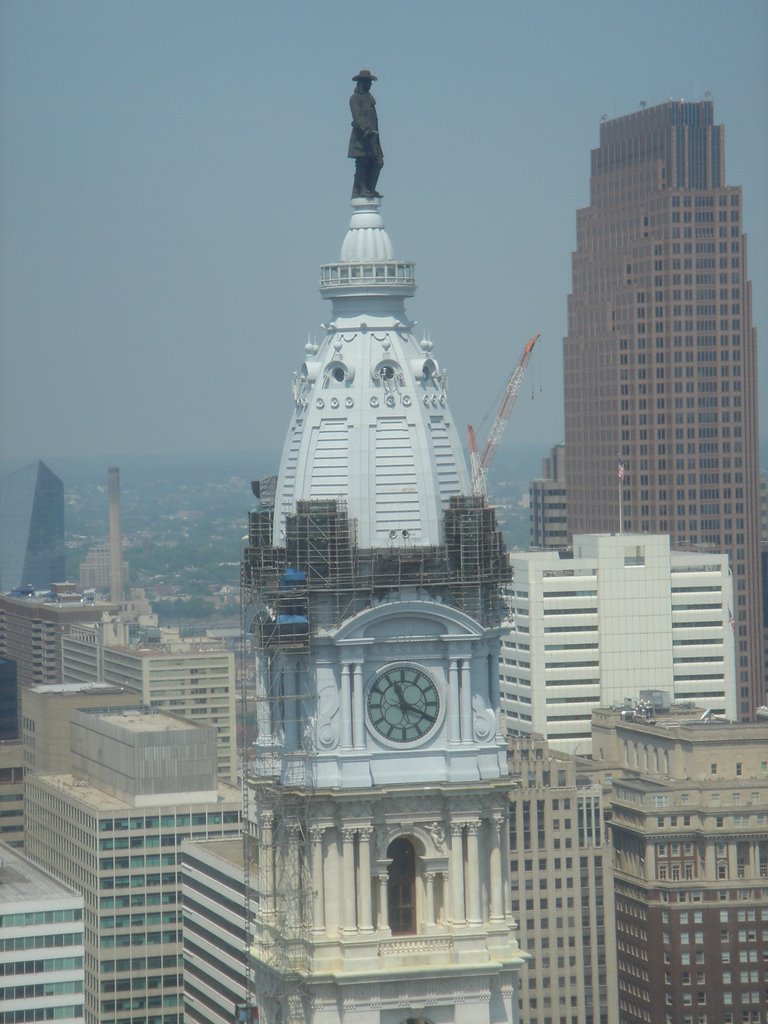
{"left": 108, "top": 467, "right": 123, "bottom": 606}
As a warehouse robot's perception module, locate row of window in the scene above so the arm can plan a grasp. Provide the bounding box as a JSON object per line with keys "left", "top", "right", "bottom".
{"left": 100, "top": 974, "right": 179, "bottom": 994}
{"left": 0, "top": 982, "right": 82, "bottom": 1000}
{"left": 0, "top": 957, "right": 82, "bottom": 977}
{"left": 99, "top": 831, "right": 229, "bottom": 851}
{"left": 0, "top": 909, "right": 82, "bottom": 928}
{"left": 100, "top": 873, "right": 178, "bottom": 890}
{"left": 99, "top": 812, "right": 238, "bottom": 832}
{"left": 0, "top": 933, "right": 80, "bottom": 953}
{"left": 100, "top": 955, "right": 180, "bottom": 975}
{"left": 100, "top": 930, "right": 180, "bottom": 949}
{"left": 101, "top": 854, "right": 178, "bottom": 869}
{"left": 0, "top": 1008, "right": 82, "bottom": 1024}
{"left": 100, "top": 996, "right": 179, "bottom": 1013}
{"left": 100, "top": 911, "right": 178, "bottom": 929}
{"left": 100, "top": 893, "right": 176, "bottom": 910}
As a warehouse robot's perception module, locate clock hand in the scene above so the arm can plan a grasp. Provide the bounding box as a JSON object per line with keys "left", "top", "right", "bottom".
{"left": 392, "top": 680, "right": 413, "bottom": 713}
{"left": 387, "top": 686, "right": 424, "bottom": 720}
{"left": 399, "top": 701, "right": 433, "bottom": 721}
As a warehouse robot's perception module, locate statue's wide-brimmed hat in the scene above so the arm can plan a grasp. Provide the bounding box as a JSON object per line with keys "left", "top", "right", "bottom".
{"left": 352, "top": 69, "right": 377, "bottom": 81}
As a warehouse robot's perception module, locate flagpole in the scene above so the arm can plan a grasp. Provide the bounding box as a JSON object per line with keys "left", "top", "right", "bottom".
{"left": 619, "top": 478, "right": 623, "bottom": 535}
{"left": 617, "top": 457, "right": 624, "bottom": 534}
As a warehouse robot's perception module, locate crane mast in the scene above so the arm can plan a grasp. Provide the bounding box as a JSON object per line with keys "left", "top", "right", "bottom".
{"left": 469, "top": 332, "right": 541, "bottom": 497}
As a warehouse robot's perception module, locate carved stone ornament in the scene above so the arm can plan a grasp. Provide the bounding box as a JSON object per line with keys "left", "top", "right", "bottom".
{"left": 472, "top": 692, "right": 496, "bottom": 741}
{"left": 375, "top": 827, "right": 392, "bottom": 862}
{"left": 316, "top": 679, "right": 340, "bottom": 748}
{"left": 427, "top": 821, "right": 445, "bottom": 852}
{"left": 343, "top": 800, "right": 372, "bottom": 820}
{"left": 379, "top": 793, "right": 447, "bottom": 818}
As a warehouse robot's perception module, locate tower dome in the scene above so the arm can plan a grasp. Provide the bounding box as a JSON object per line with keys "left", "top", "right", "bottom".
{"left": 272, "top": 197, "right": 469, "bottom": 548}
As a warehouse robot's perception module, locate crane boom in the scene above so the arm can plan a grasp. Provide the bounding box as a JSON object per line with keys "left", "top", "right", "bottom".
{"left": 469, "top": 332, "right": 541, "bottom": 496}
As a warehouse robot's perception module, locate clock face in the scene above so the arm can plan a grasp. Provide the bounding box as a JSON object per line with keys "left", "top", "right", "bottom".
{"left": 367, "top": 665, "right": 440, "bottom": 743}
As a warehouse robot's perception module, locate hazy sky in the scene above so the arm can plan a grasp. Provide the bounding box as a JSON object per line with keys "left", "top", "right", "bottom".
{"left": 2, "top": 0, "right": 767, "bottom": 468}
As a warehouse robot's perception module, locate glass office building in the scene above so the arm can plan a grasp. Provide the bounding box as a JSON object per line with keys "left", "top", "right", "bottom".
{"left": 0, "top": 460, "right": 65, "bottom": 592}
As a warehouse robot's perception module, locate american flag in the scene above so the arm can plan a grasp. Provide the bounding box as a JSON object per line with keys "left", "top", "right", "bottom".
{"left": 728, "top": 607, "right": 736, "bottom": 632}
{"left": 617, "top": 460, "right": 625, "bottom": 481}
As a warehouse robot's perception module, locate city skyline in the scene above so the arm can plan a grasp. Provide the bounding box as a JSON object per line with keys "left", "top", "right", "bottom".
{"left": 1, "top": 0, "right": 766, "bottom": 462}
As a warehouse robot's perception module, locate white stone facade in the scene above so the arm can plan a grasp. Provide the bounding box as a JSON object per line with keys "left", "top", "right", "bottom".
{"left": 0, "top": 842, "right": 84, "bottom": 1024}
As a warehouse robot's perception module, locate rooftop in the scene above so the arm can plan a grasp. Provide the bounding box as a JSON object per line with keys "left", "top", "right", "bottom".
{"left": 96, "top": 708, "right": 195, "bottom": 733}
{"left": 0, "top": 841, "right": 81, "bottom": 904}
{"left": 183, "top": 837, "right": 247, "bottom": 869}
{"left": 594, "top": 705, "right": 768, "bottom": 738}
{"left": 107, "top": 644, "right": 228, "bottom": 658}
{"left": 29, "top": 682, "right": 132, "bottom": 695}
{"left": 28, "top": 772, "right": 242, "bottom": 812}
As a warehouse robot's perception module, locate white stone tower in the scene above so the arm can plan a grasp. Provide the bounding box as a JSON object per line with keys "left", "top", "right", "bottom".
{"left": 242, "top": 194, "right": 527, "bottom": 1023}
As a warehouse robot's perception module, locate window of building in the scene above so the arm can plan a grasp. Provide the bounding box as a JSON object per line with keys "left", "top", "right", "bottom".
{"left": 387, "top": 837, "right": 416, "bottom": 935}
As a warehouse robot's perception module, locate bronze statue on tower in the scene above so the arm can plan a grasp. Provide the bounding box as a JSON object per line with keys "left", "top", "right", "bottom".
{"left": 348, "top": 69, "right": 383, "bottom": 198}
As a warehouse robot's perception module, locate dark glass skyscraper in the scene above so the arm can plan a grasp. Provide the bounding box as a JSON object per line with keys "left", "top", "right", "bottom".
{"left": 563, "top": 100, "right": 763, "bottom": 719}
{"left": 0, "top": 460, "right": 65, "bottom": 592}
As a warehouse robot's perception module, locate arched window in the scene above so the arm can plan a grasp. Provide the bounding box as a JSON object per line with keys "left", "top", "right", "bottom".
{"left": 387, "top": 837, "right": 416, "bottom": 935}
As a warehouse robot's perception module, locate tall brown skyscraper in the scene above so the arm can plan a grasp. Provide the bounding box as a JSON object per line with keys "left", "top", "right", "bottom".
{"left": 563, "top": 100, "right": 763, "bottom": 719}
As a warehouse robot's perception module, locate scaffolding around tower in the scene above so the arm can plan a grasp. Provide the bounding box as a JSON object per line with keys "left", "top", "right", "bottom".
{"left": 243, "top": 495, "right": 509, "bottom": 633}
{"left": 238, "top": 480, "right": 312, "bottom": 1023}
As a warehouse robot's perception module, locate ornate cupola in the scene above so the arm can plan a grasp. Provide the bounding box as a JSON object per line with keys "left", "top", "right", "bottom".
{"left": 272, "top": 197, "right": 469, "bottom": 549}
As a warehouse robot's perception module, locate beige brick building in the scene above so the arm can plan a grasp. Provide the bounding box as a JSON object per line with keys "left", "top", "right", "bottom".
{"left": 507, "top": 736, "right": 618, "bottom": 1024}
{"left": 529, "top": 443, "right": 568, "bottom": 550}
{"left": 62, "top": 622, "right": 237, "bottom": 783}
{"left": 21, "top": 683, "right": 140, "bottom": 774}
{"left": 0, "top": 740, "right": 24, "bottom": 848}
{"left": 0, "top": 592, "right": 114, "bottom": 688}
{"left": 591, "top": 706, "right": 768, "bottom": 1023}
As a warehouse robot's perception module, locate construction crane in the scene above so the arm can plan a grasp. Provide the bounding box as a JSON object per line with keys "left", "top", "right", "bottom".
{"left": 468, "top": 332, "right": 541, "bottom": 496}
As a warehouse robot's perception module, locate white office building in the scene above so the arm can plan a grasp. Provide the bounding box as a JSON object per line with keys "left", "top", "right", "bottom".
{"left": 501, "top": 533, "right": 737, "bottom": 753}
{"left": 0, "top": 841, "right": 85, "bottom": 1024}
